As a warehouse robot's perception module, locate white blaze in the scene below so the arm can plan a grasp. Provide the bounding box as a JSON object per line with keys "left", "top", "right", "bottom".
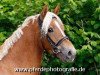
{"left": 55, "top": 21, "right": 66, "bottom": 37}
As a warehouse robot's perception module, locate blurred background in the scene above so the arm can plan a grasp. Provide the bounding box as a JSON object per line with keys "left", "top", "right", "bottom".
{"left": 0, "top": 0, "right": 100, "bottom": 75}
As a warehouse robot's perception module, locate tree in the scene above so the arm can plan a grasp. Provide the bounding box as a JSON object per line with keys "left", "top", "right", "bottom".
{"left": 0, "top": 0, "right": 100, "bottom": 75}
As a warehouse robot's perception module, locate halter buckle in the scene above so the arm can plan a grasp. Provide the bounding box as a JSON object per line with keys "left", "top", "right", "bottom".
{"left": 53, "top": 48, "right": 61, "bottom": 54}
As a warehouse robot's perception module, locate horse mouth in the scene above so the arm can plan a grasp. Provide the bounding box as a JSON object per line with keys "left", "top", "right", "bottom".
{"left": 56, "top": 52, "right": 75, "bottom": 62}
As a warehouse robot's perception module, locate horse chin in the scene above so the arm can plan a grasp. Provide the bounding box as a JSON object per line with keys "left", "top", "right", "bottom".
{"left": 56, "top": 52, "right": 75, "bottom": 62}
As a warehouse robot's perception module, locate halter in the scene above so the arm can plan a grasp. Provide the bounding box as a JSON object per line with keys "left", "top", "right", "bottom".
{"left": 38, "top": 16, "right": 69, "bottom": 54}
{"left": 47, "top": 35, "right": 69, "bottom": 54}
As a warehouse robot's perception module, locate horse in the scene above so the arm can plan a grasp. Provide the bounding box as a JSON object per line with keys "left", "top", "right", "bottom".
{"left": 0, "top": 5, "right": 76, "bottom": 75}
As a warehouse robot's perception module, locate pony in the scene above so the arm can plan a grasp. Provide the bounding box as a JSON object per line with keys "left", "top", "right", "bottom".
{"left": 0, "top": 5, "right": 76, "bottom": 75}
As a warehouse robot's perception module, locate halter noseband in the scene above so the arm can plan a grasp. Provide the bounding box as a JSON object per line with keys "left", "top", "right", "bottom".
{"left": 38, "top": 16, "right": 69, "bottom": 54}
{"left": 47, "top": 35, "right": 69, "bottom": 54}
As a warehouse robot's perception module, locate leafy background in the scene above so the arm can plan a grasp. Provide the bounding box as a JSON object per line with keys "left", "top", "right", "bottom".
{"left": 0, "top": 0, "right": 100, "bottom": 75}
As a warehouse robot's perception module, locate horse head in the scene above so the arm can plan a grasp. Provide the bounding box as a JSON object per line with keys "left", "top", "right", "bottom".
{"left": 38, "top": 5, "right": 76, "bottom": 62}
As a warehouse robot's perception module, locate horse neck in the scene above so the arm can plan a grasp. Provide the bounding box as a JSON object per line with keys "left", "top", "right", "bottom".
{"left": 1, "top": 19, "right": 44, "bottom": 68}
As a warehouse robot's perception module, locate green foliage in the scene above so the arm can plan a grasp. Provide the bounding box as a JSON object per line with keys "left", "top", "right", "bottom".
{"left": 0, "top": 0, "right": 100, "bottom": 75}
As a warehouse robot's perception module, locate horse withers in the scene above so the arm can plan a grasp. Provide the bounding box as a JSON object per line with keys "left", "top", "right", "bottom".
{"left": 0, "top": 5, "right": 76, "bottom": 75}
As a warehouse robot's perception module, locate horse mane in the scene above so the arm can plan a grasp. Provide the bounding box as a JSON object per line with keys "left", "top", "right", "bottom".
{"left": 0, "top": 12, "right": 62, "bottom": 60}
{"left": 0, "top": 15, "right": 39, "bottom": 60}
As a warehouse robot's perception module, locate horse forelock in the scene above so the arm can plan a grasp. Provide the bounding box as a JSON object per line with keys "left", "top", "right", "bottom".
{"left": 41, "top": 12, "right": 62, "bottom": 36}
{"left": 0, "top": 15, "right": 39, "bottom": 60}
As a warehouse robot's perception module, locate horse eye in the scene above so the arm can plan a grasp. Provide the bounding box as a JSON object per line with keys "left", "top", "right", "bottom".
{"left": 48, "top": 28, "right": 53, "bottom": 32}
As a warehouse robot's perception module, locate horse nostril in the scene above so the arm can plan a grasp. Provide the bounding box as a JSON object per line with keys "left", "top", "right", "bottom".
{"left": 68, "top": 51, "right": 72, "bottom": 56}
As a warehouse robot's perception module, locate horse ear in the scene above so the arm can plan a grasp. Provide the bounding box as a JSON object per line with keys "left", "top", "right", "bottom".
{"left": 40, "top": 5, "right": 48, "bottom": 21}
{"left": 53, "top": 4, "right": 60, "bottom": 15}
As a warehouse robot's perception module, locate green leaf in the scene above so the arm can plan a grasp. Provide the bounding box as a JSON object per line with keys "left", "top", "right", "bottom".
{"left": 0, "top": 33, "right": 6, "bottom": 42}
{"left": 81, "top": 45, "right": 88, "bottom": 50}
{"left": 63, "top": 8, "right": 70, "bottom": 12}
{"left": 91, "top": 21, "right": 95, "bottom": 25}
{"left": 88, "top": 59, "right": 94, "bottom": 63}
{"left": 90, "top": 41, "right": 97, "bottom": 47}
{"left": 94, "top": 54, "right": 100, "bottom": 63}
{"left": 94, "top": 23, "right": 100, "bottom": 29}
{"left": 75, "top": 10, "right": 80, "bottom": 14}
{"left": 87, "top": 45, "right": 92, "bottom": 50}
{"left": 81, "top": 0, "right": 87, "bottom": 2}
{"left": 94, "top": 33, "right": 100, "bottom": 38}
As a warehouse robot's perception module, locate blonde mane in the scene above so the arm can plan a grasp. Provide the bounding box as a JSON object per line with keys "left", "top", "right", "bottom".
{"left": 0, "top": 15, "right": 39, "bottom": 60}
{"left": 0, "top": 12, "right": 62, "bottom": 60}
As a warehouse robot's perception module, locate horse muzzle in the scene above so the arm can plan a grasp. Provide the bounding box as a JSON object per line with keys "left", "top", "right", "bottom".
{"left": 56, "top": 48, "right": 76, "bottom": 62}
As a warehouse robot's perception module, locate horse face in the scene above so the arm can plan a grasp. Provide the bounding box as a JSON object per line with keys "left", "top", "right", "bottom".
{"left": 39, "top": 5, "right": 76, "bottom": 62}
{"left": 46, "top": 17, "right": 76, "bottom": 62}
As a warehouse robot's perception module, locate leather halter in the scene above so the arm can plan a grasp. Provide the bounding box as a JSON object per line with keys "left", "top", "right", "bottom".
{"left": 47, "top": 35, "right": 69, "bottom": 54}
{"left": 38, "top": 16, "right": 69, "bottom": 54}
